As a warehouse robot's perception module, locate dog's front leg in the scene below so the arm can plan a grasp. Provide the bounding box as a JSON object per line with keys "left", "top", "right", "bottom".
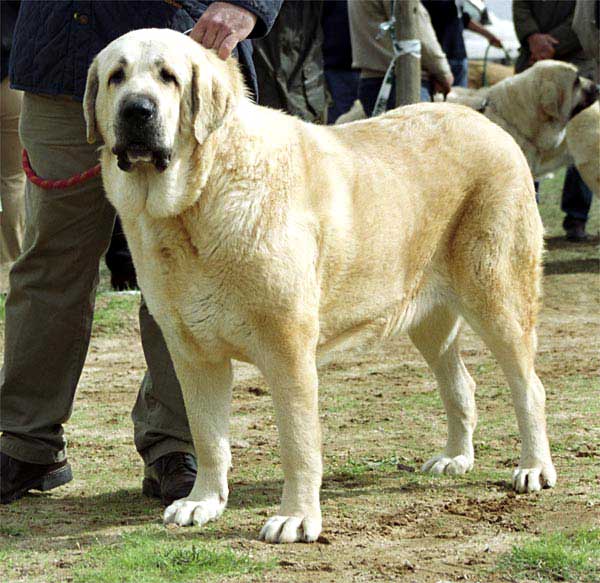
{"left": 257, "top": 344, "right": 322, "bottom": 543}
{"left": 163, "top": 358, "right": 233, "bottom": 527}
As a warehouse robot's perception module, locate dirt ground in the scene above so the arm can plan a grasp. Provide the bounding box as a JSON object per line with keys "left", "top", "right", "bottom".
{"left": 1, "top": 180, "right": 599, "bottom": 582}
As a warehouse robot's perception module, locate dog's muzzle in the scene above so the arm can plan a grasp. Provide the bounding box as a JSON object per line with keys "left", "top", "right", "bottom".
{"left": 113, "top": 95, "right": 171, "bottom": 172}
{"left": 570, "top": 82, "right": 599, "bottom": 119}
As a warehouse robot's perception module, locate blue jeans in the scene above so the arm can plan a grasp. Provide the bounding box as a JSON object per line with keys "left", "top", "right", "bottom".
{"left": 562, "top": 165, "right": 593, "bottom": 226}
{"left": 449, "top": 58, "right": 469, "bottom": 88}
{"left": 325, "top": 69, "right": 360, "bottom": 124}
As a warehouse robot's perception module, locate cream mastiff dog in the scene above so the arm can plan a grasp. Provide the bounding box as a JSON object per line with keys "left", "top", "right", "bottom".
{"left": 338, "top": 62, "right": 599, "bottom": 187}
{"left": 85, "top": 29, "right": 556, "bottom": 543}
{"left": 567, "top": 101, "right": 600, "bottom": 196}
{"left": 446, "top": 60, "right": 598, "bottom": 179}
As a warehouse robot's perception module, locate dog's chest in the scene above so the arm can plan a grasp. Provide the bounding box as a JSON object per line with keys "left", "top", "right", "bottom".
{"left": 127, "top": 218, "right": 246, "bottom": 360}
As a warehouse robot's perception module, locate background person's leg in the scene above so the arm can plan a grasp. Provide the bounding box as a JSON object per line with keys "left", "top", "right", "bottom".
{"left": 449, "top": 58, "right": 469, "bottom": 88}
{"left": 1, "top": 94, "right": 195, "bottom": 504}
{"left": 133, "top": 300, "right": 194, "bottom": 466}
{"left": 561, "top": 165, "right": 593, "bottom": 241}
{"left": 0, "top": 94, "right": 115, "bottom": 464}
{"left": 134, "top": 300, "right": 196, "bottom": 505}
{"left": 325, "top": 69, "right": 360, "bottom": 124}
{"left": 420, "top": 82, "right": 432, "bottom": 102}
{"left": 105, "top": 215, "right": 138, "bottom": 291}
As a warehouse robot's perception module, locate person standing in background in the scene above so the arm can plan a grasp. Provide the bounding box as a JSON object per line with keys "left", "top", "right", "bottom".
{"left": 422, "top": 0, "right": 503, "bottom": 95}
{"left": 1, "top": 0, "right": 281, "bottom": 506}
{"left": 349, "top": 0, "right": 454, "bottom": 116}
{"left": 0, "top": 1, "right": 25, "bottom": 294}
{"left": 572, "top": 0, "right": 599, "bottom": 82}
{"left": 253, "top": 0, "right": 326, "bottom": 123}
{"left": 322, "top": 0, "right": 359, "bottom": 123}
{"left": 513, "top": 0, "right": 595, "bottom": 242}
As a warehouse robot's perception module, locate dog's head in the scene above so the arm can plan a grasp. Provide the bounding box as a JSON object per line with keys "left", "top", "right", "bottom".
{"left": 531, "top": 60, "right": 598, "bottom": 123}
{"left": 84, "top": 28, "right": 244, "bottom": 174}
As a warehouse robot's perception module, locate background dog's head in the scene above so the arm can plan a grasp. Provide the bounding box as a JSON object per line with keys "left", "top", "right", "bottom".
{"left": 84, "top": 28, "right": 245, "bottom": 175}
{"left": 530, "top": 60, "right": 598, "bottom": 123}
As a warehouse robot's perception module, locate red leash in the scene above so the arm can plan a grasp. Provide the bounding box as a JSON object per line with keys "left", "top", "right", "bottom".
{"left": 22, "top": 149, "right": 101, "bottom": 190}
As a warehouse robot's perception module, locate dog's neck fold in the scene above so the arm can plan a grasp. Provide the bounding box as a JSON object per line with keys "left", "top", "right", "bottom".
{"left": 487, "top": 78, "right": 567, "bottom": 163}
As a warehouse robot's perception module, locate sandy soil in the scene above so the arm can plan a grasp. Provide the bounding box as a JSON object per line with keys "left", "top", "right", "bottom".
{"left": 2, "top": 243, "right": 598, "bottom": 582}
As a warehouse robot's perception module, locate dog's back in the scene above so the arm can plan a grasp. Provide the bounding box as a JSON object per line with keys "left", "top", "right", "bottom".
{"left": 292, "top": 103, "right": 540, "bottom": 350}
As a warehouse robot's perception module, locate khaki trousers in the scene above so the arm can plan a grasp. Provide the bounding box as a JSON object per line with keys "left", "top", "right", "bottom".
{"left": 0, "top": 78, "right": 26, "bottom": 292}
{"left": 0, "top": 93, "right": 193, "bottom": 465}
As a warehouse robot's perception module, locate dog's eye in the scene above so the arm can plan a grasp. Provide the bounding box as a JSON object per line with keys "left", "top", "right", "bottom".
{"left": 109, "top": 68, "right": 125, "bottom": 86}
{"left": 160, "top": 68, "right": 178, "bottom": 86}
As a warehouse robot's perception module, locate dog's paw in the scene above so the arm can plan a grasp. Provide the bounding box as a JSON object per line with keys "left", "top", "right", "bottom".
{"left": 258, "top": 514, "right": 322, "bottom": 544}
{"left": 512, "top": 463, "right": 556, "bottom": 493}
{"left": 421, "top": 454, "right": 473, "bottom": 475}
{"left": 163, "top": 497, "right": 225, "bottom": 527}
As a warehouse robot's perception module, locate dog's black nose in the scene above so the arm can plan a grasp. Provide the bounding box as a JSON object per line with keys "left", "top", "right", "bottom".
{"left": 122, "top": 96, "right": 156, "bottom": 123}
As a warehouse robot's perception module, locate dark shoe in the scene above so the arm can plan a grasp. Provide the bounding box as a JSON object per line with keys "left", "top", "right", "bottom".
{"left": 0, "top": 452, "right": 73, "bottom": 504}
{"left": 106, "top": 215, "right": 138, "bottom": 291}
{"left": 564, "top": 219, "right": 588, "bottom": 242}
{"left": 142, "top": 452, "right": 197, "bottom": 506}
{"left": 110, "top": 269, "right": 138, "bottom": 291}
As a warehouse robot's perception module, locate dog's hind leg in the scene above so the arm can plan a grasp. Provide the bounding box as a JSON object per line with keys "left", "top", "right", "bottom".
{"left": 409, "top": 305, "right": 477, "bottom": 475}
{"left": 462, "top": 311, "right": 556, "bottom": 493}
{"left": 449, "top": 181, "right": 556, "bottom": 493}
{"left": 163, "top": 358, "right": 233, "bottom": 527}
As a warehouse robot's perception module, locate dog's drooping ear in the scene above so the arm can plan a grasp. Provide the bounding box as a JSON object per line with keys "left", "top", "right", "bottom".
{"left": 190, "top": 57, "right": 238, "bottom": 145}
{"left": 83, "top": 58, "right": 99, "bottom": 144}
{"left": 540, "top": 80, "right": 563, "bottom": 121}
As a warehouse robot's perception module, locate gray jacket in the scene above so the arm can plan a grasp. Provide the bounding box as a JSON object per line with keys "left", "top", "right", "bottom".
{"left": 513, "top": 0, "right": 593, "bottom": 76}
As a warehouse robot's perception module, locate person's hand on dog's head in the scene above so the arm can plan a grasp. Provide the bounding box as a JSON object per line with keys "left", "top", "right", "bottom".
{"left": 190, "top": 2, "right": 257, "bottom": 60}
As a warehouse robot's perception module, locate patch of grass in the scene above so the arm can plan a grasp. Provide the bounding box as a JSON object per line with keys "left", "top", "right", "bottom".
{"left": 497, "top": 528, "right": 600, "bottom": 583}
{"left": 539, "top": 169, "right": 569, "bottom": 236}
{"left": 92, "top": 292, "right": 140, "bottom": 334}
{"left": 538, "top": 169, "right": 599, "bottom": 236}
{"left": 0, "top": 523, "right": 26, "bottom": 537}
{"left": 538, "top": 168, "right": 599, "bottom": 275}
{"left": 326, "top": 392, "right": 359, "bottom": 413}
{"left": 561, "top": 374, "right": 600, "bottom": 398}
{"left": 73, "top": 530, "right": 273, "bottom": 583}
{"left": 336, "top": 455, "right": 406, "bottom": 478}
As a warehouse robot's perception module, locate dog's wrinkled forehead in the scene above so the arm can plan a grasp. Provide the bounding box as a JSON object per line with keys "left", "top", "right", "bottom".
{"left": 98, "top": 36, "right": 188, "bottom": 86}
{"left": 540, "top": 61, "right": 578, "bottom": 86}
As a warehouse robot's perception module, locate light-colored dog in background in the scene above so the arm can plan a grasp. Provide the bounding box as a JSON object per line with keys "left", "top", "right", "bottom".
{"left": 566, "top": 101, "right": 600, "bottom": 196}
{"left": 339, "top": 61, "right": 598, "bottom": 194}
{"left": 467, "top": 59, "right": 514, "bottom": 89}
{"left": 85, "top": 29, "right": 556, "bottom": 544}
{"left": 446, "top": 60, "right": 598, "bottom": 181}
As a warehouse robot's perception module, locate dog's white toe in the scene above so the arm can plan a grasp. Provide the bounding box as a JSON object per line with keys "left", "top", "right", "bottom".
{"left": 163, "top": 497, "right": 225, "bottom": 527}
{"left": 258, "top": 514, "right": 321, "bottom": 544}
{"left": 512, "top": 463, "right": 556, "bottom": 493}
{"left": 421, "top": 454, "right": 473, "bottom": 475}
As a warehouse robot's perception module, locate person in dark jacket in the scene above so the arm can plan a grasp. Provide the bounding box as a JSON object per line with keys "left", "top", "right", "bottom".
{"left": 252, "top": 0, "right": 326, "bottom": 123}
{"left": 513, "top": 0, "right": 595, "bottom": 241}
{"left": 0, "top": 0, "right": 282, "bottom": 506}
